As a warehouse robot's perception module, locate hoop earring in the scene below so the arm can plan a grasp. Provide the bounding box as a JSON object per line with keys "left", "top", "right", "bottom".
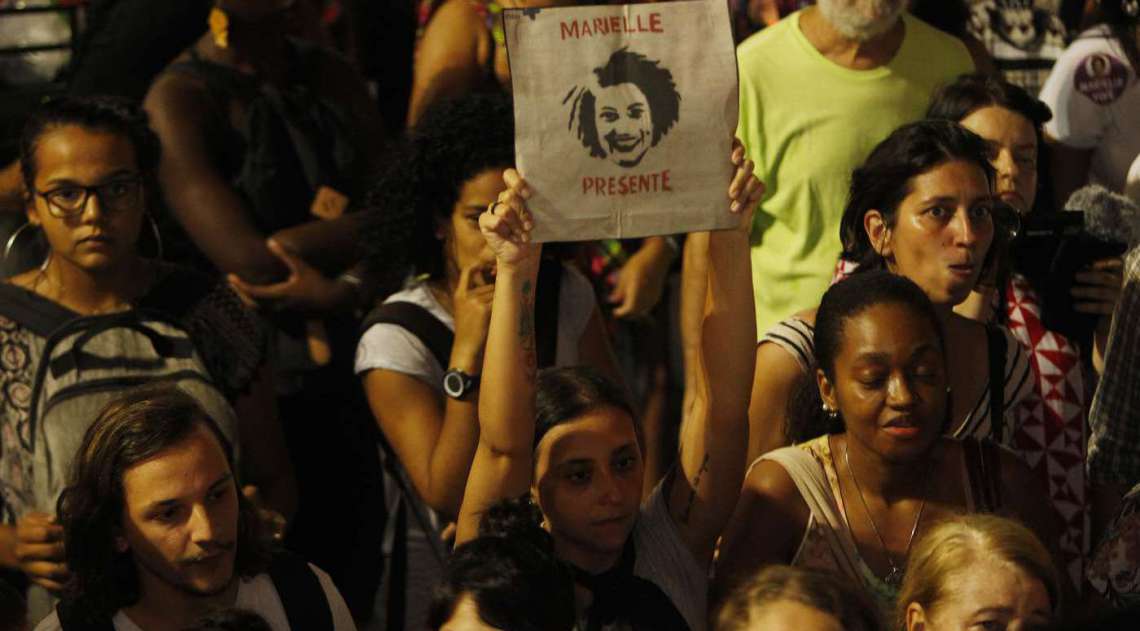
{"left": 146, "top": 212, "right": 164, "bottom": 261}
{"left": 3, "top": 221, "right": 41, "bottom": 266}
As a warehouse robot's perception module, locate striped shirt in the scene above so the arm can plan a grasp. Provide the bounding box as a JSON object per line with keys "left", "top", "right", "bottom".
{"left": 761, "top": 317, "right": 1034, "bottom": 446}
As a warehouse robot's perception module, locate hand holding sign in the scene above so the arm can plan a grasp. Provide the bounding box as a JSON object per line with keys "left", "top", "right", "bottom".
{"left": 506, "top": 0, "right": 738, "bottom": 241}
{"left": 480, "top": 169, "right": 542, "bottom": 270}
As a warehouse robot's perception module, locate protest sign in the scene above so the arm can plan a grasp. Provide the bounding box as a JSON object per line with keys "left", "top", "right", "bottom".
{"left": 505, "top": 0, "right": 738, "bottom": 242}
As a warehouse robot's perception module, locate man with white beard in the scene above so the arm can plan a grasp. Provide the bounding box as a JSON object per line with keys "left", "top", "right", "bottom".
{"left": 737, "top": 0, "right": 974, "bottom": 457}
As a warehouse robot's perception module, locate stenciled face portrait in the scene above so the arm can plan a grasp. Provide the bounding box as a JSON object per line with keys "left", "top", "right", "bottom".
{"left": 958, "top": 106, "right": 1038, "bottom": 214}
{"left": 532, "top": 406, "right": 644, "bottom": 569}
{"left": 907, "top": 557, "right": 1052, "bottom": 631}
{"left": 819, "top": 301, "right": 948, "bottom": 464}
{"left": 26, "top": 125, "right": 146, "bottom": 275}
{"left": 569, "top": 48, "right": 680, "bottom": 170}
{"left": 595, "top": 82, "right": 655, "bottom": 168}
{"left": 117, "top": 423, "right": 240, "bottom": 598}
{"left": 867, "top": 159, "right": 995, "bottom": 307}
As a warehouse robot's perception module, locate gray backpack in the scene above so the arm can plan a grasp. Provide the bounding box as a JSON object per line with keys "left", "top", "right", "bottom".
{"left": 0, "top": 281, "right": 240, "bottom": 513}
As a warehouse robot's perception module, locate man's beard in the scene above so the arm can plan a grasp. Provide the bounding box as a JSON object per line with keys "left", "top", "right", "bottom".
{"left": 817, "top": 0, "right": 906, "bottom": 42}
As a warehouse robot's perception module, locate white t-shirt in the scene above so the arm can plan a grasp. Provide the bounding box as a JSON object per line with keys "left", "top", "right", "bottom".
{"left": 628, "top": 481, "right": 709, "bottom": 631}
{"left": 354, "top": 263, "right": 597, "bottom": 384}
{"left": 34, "top": 564, "right": 355, "bottom": 631}
{"left": 1040, "top": 25, "right": 1140, "bottom": 193}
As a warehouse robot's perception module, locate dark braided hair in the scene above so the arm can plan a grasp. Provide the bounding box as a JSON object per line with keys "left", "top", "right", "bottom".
{"left": 787, "top": 271, "right": 946, "bottom": 443}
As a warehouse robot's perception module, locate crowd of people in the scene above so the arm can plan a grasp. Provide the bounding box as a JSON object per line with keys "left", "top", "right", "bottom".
{"left": 0, "top": 0, "right": 1138, "bottom": 629}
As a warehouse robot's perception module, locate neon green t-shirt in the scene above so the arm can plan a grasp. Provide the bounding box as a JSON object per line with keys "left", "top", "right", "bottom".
{"left": 738, "top": 11, "right": 973, "bottom": 336}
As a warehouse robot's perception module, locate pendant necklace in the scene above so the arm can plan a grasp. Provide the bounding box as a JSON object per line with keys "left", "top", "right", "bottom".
{"left": 842, "top": 439, "right": 928, "bottom": 588}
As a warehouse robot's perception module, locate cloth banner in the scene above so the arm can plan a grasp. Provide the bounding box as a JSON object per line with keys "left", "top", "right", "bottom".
{"left": 505, "top": 0, "right": 738, "bottom": 242}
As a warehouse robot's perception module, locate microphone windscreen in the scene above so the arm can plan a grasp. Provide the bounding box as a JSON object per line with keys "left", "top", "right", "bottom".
{"left": 1064, "top": 184, "right": 1140, "bottom": 246}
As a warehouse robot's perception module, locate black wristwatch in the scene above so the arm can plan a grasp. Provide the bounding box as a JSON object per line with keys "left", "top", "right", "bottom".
{"left": 443, "top": 369, "right": 480, "bottom": 400}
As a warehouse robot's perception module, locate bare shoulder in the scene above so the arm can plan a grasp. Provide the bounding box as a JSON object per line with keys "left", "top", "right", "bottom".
{"left": 791, "top": 307, "right": 818, "bottom": 327}
{"left": 743, "top": 456, "right": 804, "bottom": 505}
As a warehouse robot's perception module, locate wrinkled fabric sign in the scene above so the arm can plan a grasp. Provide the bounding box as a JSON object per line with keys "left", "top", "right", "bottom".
{"left": 505, "top": 0, "right": 738, "bottom": 242}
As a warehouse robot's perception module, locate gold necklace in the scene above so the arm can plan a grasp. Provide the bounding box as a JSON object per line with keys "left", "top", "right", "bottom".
{"left": 840, "top": 438, "right": 928, "bottom": 588}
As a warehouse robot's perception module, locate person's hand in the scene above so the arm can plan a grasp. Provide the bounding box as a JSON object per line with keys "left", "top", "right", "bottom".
{"left": 1072, "top": 257, "right": 1124, "bottom": 316}
{"left": 479, "top": 169, "right": 541, "bottom": 269}
{"left": 726, "top": 138, "right": 764, "bottom": 231}
{"left": 227, "top": 239, "right": 353, "bottom": 314}
{"left": 243, "top": 486, "right": 287, "bottom": 544}
{"left": 15, "top": 512, "right": 68, "bottom": 593}
{"left": 452, "top": 262, "right": 496, "bottom": 363}
{"left": 609, "top": 237, "right": 673, "bottom": 319}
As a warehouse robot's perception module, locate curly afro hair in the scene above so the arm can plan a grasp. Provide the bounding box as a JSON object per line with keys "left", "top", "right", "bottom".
{"left": 361, "top": 94, "right": 515, "bottom": 296}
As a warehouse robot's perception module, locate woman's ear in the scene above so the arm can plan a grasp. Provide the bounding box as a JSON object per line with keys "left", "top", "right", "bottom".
{"left": 905, "top": 602, "right": 928, "bottom": 631}
{"left": 816, "top": 368, "right": 839, "bottom": 414}
{"left": 864, "top": 209, "right": 893, "bottom": 260}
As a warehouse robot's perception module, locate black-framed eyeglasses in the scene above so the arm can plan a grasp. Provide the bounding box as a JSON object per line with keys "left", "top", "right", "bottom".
{"left": 33, "top": 176, "right": 143, "bottom": 218}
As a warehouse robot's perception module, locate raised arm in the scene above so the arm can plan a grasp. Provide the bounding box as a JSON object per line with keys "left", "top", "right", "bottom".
{"left": 666, "top": 142, "right": 763, "bottom": 566}
{"left": 407, "top": 0, "right": 488, "bottom": 127}
{"left": 455, "top": 170, "right": 542, "bottom": 544}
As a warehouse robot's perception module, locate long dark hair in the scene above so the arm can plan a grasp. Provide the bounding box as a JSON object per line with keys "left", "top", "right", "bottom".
{"left": 56, "top": 384, "right": 271, "bottom": 623}
{"left": 787, "top": 271, "right": 945, "bottom": 443}
{"left": 360, "top": 94, "right": 515, "bottom": 295}
{"left": 534, "top": 366, "right": 637, "bottom": 450}
{"left": 927, "top": 73, "right": 1053, "bottom": 146}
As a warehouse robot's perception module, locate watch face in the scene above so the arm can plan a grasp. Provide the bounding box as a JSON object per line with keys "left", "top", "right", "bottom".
{"left": 444, "top": 371, "right": 465, "bottom": 397}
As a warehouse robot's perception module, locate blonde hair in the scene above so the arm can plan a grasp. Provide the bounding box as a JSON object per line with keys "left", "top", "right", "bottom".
{"left": 716, "top": 565, "right": 883, "bottom": 631}
{"left": 895, "top": 515, "right": 1059, "bottom": 630}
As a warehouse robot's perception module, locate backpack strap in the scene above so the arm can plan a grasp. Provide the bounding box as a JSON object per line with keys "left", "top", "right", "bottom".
{"left": 268, "top": 552, "right": 335, "bottom": 631}
{"left": 962, "top": 437, "right": 1004, "bottom": 513}
{"left": 0, "top": 283, "right": 77, "bottom": 338}
{"left": 360, "top": 301, "right": 454, "bottom": 369}
{"left": 985, "top": 325, "right": 1007, "bottom": 444}
{"left": 534, "top": 258, "right": 562, "bottom": 369}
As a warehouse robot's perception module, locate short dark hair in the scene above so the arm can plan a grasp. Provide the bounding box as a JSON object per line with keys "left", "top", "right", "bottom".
{"left": 838, "top": 120, "right": 998, "bottom": 272}
{"left": 361, "top": 94, "right": 514, "bottom": 294}
{"left": 572, "top": 48, "right": 681, "bottom": 159}
{"left": 56, "top": 383, "right": 271, "bottom": 623}
{"left": 19, "top": 95, "right": 161, "bottom": 191}
{"left": 927, "top": 73, "right": 1052, "bottom": 143}
{"left": 787, "top": 271, "right": 945, "bottom": 443}
{"left": 534, "top": 366, "right": 637, "bottom": 450}
{"left": 428, "top": 496, "right": 575, "bottom": 631}
{"left": 716, "top": 565, "right": 883, "bottom": 631}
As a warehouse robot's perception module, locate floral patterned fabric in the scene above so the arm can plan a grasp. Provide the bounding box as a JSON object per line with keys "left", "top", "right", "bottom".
{"left": 0, "top": 267, "right": 266, "bottom": 524}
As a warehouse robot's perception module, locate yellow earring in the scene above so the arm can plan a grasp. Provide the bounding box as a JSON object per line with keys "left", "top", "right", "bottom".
{"left": 209, "top": 7, "right": 230, "bottom": 49}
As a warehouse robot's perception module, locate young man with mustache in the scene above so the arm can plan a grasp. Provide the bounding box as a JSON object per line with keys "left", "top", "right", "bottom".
{"left": 34, "top": 385, "right": 356, "bottom": 630}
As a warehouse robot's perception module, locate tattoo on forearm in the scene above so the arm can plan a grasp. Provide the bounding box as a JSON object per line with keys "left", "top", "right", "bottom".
{"left": 519, "top": 280, "right": 537, "bottom": 381}
{"left": 680, "top": 453, "right": 711, "bottom": 524}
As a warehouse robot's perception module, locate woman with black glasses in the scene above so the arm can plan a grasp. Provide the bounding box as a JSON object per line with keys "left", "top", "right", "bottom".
{"left": 0, "top": 95, "right": 295, "bottom": 624}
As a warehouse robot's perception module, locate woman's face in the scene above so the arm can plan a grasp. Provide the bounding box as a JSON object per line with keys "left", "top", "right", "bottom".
{"left": 532, "top": 406, "right": 644, "bottom": 570}
{"left": 819, "top": 302, "right": 947, "bottom": 464}
{"left": 595, "top": 82, "right": 654, "bottom": 167}
{"left": 907, "top": 558, "right": 1052, "bottom": 631}
{"left": 958, "top": 106, "right": 1038, "bottom": 214}
{"left": 25, "top": 125, "right": 145, "bottom": 274}
{"left": 866, "top": 159, "right": 995, "bottom": 307}
{"left": 442, "top": 168, "right": 501, "bottom": 283}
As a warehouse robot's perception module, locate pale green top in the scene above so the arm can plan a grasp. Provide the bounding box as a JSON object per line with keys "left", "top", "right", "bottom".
{"left": 736, "top": 10, "right": 974, "bottom": 336}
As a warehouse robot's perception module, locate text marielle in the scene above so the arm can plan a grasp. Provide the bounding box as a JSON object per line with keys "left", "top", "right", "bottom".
{"left": 560, "top": 13, "right": 663, "bottom": 40}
